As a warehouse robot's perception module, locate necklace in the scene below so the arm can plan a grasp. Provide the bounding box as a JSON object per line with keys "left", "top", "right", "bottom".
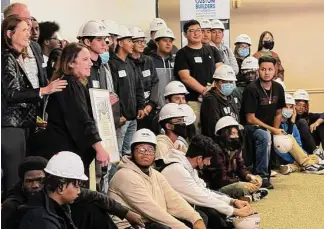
{"left": 260, "top": 81, "right": 272, "bottom": 104}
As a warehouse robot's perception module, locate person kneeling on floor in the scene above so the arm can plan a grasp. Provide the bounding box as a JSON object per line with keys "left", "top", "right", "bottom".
{"left": 203, "top": 116, "right": 269, "bottom": 202}
{"left": 109, "top": 129, "right": 207, "bottom": 229}
{"left": 275, "top": 93, "right": 324, "bottom": 175}
{"left": 161, "top": 134, "right": 257, "bottom": 229}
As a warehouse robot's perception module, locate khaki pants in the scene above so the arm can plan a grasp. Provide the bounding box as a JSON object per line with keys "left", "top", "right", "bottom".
{"left": 187, "top": 101, "right": 201, "bottom": 134}
{"left": 288, "top": 135, "right": 319, "bottom": 167}
{"left": 219, "top": 182, "right": 260, "bottom": 199}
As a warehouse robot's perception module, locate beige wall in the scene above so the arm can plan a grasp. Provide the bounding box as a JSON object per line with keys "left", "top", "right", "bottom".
{"left": 159, "top": 0, "right": 324, "bottom": 112}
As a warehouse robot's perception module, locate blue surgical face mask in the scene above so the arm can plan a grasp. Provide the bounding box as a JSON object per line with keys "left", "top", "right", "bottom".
{"left": 238, "top": 48, "right": 249, "bottom": 57}
{"left": 220, "top": 83, "right": 236, "bottom": 96}
{"left": 100, "top": 52, "right": 110, "bottom": 64}
{"left": 282, "top": 108, "right": 293, "bottom": 119}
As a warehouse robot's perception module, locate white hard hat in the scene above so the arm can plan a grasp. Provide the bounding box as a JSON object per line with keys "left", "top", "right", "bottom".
{"left": 164, "top": 81, "right": 189, "bottom": 97}
{"left": 130, "top": 128, "right": 157, "bottom": 147}
{"left": 241, "top": 57, "right": 259, "bottom": 70}
{"left": 159, "top": 103, "right": 187, "bottom": 122}
{"left": 179, "top": 104, "right": 196, "bottom": 126}
{"left": 130, "top": 27, "right": 146, "bottom": 39}
{"left": 117, "top": 25, "right": 133, "bottom": 40}
{"left": 102, "top": 20, "right": 120, "bottom": 36}
{"left": 285, "top": 93, "right": 295, "bottom": 105}
{"left": 210, "top": 19, "right": 225, "bottom": 30}
{"left": 149, "top": 18, "right": 167, "bottom": 32}
{"left": 232, "top": 213, "right": 261, "bottom": 229}
{"left": 274, "top": 78, "right": 286, "bottom": 91}
{"left": 78, "top": 20, "right": 110, "bottom": 38}
{"left": 213, "top": 64, "right": 237, "bottom": 81}
{"left": 273, "top": 135, "right": 293, "bottom": 154}
{"left": 199, "top": 19, "right": 211, "bottom": 29}
{"left": 44, "top": 151, "right": 88, "bottom": 180}
{"left": 293, "top": 89, "right": 310, "bottom": 101}
{"left": 215, "top": 116, "right": 239, "bottom": 135}
{"left": 154, "top": 27, "right": 175, "bottom": 40}
{"left": 235, "top": 34, "right": 252, "bottom": 45}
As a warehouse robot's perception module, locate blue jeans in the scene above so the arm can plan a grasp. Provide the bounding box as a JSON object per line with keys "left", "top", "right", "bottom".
{"left": 245, "top": 126, "right": 271, "bottom": 177}
{"left": 116, "top": 119, "right": 137, "bottom": 156}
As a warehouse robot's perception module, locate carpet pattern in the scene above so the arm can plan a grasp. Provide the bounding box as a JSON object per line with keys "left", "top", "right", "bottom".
{"left": 251, "top": 173, "right": 324, "bottom": 229}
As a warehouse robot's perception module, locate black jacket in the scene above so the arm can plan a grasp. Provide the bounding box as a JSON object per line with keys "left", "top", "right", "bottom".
{"left": 109, "top": 55, "right": 145, "bottom": 120}
{"left": 200, "top": 88, "right": 240, "bottom": 138}
{"left": 30, "top": 40, "right": 48, "bottom": 88}
{"left": 1, "top": 49, "right": 42, "bottom": 128}
{"left": 129, "top": 54, "right": 159, "bottom": 108}
{"left": 144, "top": 39, "right": 178, "bottom": 56}
{"left": 18, "top": 191, "right": 77, "bottom": 229}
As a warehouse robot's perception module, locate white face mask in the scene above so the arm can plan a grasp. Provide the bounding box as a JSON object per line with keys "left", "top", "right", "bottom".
{"left": 282, "top": 108, "right": 293, "bottom": 119}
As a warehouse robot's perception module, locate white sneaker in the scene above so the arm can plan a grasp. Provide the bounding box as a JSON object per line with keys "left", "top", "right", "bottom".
{"left": 304, "top": 164, "right": 324, "bottom": 175}
{"left": 251, "top": 188, "right": 269, "bottom": 201}
{"left": 313, "top": 147, "right": 324, "bottom": 160}
{"left": 270, "top": 170, "right": 278, "bottom": 177}
{"left": 279, "top": 165, "right": 293, "bottom": 175}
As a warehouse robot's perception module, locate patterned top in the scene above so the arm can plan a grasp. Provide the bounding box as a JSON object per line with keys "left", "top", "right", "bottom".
{"left": 23, "top": 45, "right": 40, "bottom": 89}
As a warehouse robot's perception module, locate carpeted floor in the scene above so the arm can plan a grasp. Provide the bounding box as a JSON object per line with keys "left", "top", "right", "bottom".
{"left": 251, "top": 172, "right": 324, "bottom": 229}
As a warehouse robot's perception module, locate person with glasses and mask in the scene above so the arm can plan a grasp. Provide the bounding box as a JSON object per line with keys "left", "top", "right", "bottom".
{"left": 232, "top": 56, "right": 259, "bottom": 113}
{"left": 200, "top": 65, "right": 239, "bottom": 138}
{"left": 253, "top": 31, "right": 284, "bottom": 81}
{"left": 174, "top": 20, "right": 223, "bottom": 132}
{"left": 274, "top": 94, "right": 324, "bottom": 175}
{"left": 109, "top": 129, "right": 206, "bottom": 229}
{"left": 38, "top": 21, "right": 62, "bottom": 64}
{"left": 161, "top": 134, "right": 256, "bottom": 229}
{"left": 233, "top": 34, "right": 252, "bottom": 73}
{"left": 128, "top": 27, "right": 159, "bottom": 130}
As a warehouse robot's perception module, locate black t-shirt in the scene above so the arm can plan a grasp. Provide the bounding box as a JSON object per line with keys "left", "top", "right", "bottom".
{"left": 174, "top": 44, "right": 223, "bottom": 101}
{"left": 241, "top": 79, "right": 285, "bottom": 126}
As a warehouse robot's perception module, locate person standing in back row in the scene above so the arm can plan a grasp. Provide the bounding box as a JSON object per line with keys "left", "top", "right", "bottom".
{"left": 109, "top": 25, "right": 145, "bottom": 156}
{"left": 174, "top": 20, "right": 223, "bottom": 131}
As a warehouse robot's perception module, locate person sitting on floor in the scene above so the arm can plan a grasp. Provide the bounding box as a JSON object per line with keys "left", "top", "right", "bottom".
{"left": 275, "top": 93, "right": 324, "bottom": 175}
{"left": 161, "top": 134, "right": 257, "bottom": 229}
{"left": 108, "top": 129, "right": 207, "bottom": 229}
{"left": 202, "top": 116, "right": 269, "bottom": 202}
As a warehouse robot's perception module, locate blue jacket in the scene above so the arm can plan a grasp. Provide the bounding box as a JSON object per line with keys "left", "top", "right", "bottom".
{"left": 277, "top": 121, "right": 306, "bottom": 163}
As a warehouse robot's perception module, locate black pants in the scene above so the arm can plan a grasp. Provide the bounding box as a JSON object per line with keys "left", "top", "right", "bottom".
{"left": 70, "top": 202, "right": 118, "bottom": 229}
{"left": 296, "top": 119, "right": 324, "bottom": 153}
{"left": 194, "top": 206, "right": 234, "bottom": 229}
{"left": 1, "top": 127, "right": 29, "bottom": 194}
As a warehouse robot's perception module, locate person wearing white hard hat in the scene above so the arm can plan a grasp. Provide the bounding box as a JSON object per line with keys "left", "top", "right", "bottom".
{"left": 200, "top": 64, "right": 239, "bottom": 138}
{"left": 128, "top": 27, "right": 160, "bottom": 130}
{"left": 253, "top": 31, "right": 284, "bottom": 81}
{"left": 18, "top": 151, "right": 88, "bottom": 229}
{"left": 102, "top": 19, "right": 120, "bottom": 53}
{"left": 109, "top": 25, "right": 145, "bottom": 156}
{"left": 234, "top": 34, "right": 252, "bottom": 72}
{"left": 38, "top": 21, "right": 62, "bottom": 64}
{"left": 241, "top": 56, "right": 286, "bottom": 189}
{"left": 203, "top": 116, "right": 269, "bottom": 203}
{"left": 162, "top": 134, "right": 256, "bottom": 229}
{"left": 109, "top": 129, "right": 206, "bottom": 229}
{"left": 175, "top": 20, "right": 223, "bottom": 132}
{"left": 150, "top": 27, "right": 177, "bottom": 108}
{"left": 199, "top": 19, "right": 212, "bottom": 44}
{"left": 144, "top": 18, "right": 178, "bottom": 56}
{"left": 293, "top": 89, "right": 324, "bottom": 159}
{"left": 232, "top": 56, "right": 259, "bottom": 113}
{"left": 274, "top": 94, "right": 324, "bottom": 175}
{"left": 210, "top": 19, "right": 239, "bottom": 75}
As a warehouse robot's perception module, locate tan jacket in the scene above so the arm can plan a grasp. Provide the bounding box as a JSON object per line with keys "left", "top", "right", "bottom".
{"left": 156, "top": 134, "right": 176, "bottom": 160}
{"left": 108, "top": 156, "right": 201, "bottom": 229}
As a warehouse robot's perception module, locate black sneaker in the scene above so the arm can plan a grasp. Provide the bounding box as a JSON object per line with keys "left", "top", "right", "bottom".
{"left": 252, "top": 188, "right": 269, "bottom": 201}
{"left": 261, "top": 178, "right": 274, "bottom": 189}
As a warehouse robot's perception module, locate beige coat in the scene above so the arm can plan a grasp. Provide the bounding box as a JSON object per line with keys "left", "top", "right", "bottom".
{"left": 156, "top": 134, "right": 176, "bottom": 161}
{"left": 109, "top": 156, "right": 201, "bottom": 229}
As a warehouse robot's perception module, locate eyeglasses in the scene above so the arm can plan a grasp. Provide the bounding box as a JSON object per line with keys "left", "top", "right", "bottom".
{"left": 135, "top": 146, "right": 155, "bottom": 156}
{"left": 187, "top": 29, "right": 202, "bottom": 34}
{"left": 134, "top": 40, "right": 145, "bottom": 45}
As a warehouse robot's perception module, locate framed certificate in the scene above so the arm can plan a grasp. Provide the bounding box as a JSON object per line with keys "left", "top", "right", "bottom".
{"left": 89, "top": 88, "right": 120, "bottom": 163}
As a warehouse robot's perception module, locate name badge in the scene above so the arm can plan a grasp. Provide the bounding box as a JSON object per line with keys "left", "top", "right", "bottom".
{"left": 142, "top": 70, "right": 151, "bottom": 77}
{"left": 92, "top": 80, "right": 100, "bottom": 88}
{"left": 171, "top": 62, "right": 174, "bottom": 67}
{"left": 42, "top": 62, "right": 47, "bottom": 68}
{"left": 194, "top": 57, "right": 203, "bottom": 63}
{"left": 118, "top": 70, "right": 127, "bottom": 78}
{"left": 234, "top": 97, "right": 238, "bottom": 103}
